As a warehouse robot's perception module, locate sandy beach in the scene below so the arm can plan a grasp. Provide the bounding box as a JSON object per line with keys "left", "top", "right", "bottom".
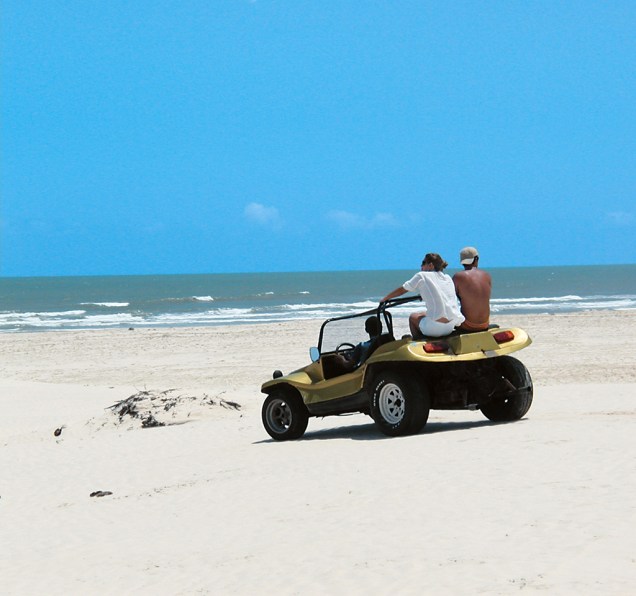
{"left": 1, "top": 310, "right": 635, "bottom": 595}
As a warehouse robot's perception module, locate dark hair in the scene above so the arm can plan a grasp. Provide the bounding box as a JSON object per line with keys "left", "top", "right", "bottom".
{"left": 423, "top": 253, "right": 448, "bottom": 272}
{"left": 365, "top": 316, "right": 382, "bottom": 337}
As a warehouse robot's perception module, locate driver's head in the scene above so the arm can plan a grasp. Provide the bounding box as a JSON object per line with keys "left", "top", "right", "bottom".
{"left": 365, "top": 316, "right": 382, "bottom": 337}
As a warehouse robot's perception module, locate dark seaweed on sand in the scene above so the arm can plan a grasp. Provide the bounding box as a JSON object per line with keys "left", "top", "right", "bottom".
{"left": 106, "top": 389, "right": 241, "bottom": 428}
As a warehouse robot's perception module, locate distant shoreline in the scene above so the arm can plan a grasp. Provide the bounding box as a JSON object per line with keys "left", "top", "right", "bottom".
{"left": 0, "top": 307, "right": 633, "bottom": 335}
{"left": 1, "top": 306, "right": 635, "bottom": 334}
{"left": 1, "top": 266, "right": 635, "bottom": 332}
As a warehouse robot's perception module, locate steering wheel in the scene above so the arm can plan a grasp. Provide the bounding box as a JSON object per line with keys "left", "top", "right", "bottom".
{"left": 335, "top": 342, "right": 356, "bottom": 354}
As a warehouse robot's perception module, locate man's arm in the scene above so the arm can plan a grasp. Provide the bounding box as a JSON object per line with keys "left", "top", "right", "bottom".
{"left": 452, "top": 272, "right": 465, "bottom": 302}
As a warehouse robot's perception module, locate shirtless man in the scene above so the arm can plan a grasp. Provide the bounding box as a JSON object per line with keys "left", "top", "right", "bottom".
{"left": 452, "top": 247, "right": 492, "bottom": 332}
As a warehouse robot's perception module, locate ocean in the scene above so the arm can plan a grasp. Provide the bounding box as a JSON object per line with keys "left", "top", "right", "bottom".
{"left": 1, "top": 265, "right": 635, "bottom": 332}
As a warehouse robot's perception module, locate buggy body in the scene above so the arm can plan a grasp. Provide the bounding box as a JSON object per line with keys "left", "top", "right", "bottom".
{"left": 261, "top": 296, "right": 533, "bottom": 440}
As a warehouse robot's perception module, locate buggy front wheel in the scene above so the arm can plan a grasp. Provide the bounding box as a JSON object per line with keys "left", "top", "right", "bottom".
{"left": 262, "top": 390, "right": 309, "bottom": 441}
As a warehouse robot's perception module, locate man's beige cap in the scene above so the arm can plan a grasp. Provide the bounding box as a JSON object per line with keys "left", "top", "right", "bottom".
{"left": 460, "top": 246, "right": 479, "bottom": 264}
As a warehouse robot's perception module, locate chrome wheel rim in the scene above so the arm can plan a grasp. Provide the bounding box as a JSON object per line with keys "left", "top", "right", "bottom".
{"left": 378, "top": 382, "right": 405, "bottom": 424}
{"left": 266, "top": 398, "right": 292, "bottom": 433}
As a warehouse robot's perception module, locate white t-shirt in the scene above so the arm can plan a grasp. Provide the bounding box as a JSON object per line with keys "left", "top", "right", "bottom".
{"left": 403, "top": 271, "right": 465, "bottom": 326}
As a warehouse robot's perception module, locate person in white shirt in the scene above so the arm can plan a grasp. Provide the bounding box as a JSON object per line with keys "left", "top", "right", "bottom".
{"left": 381, "top": 253, "right": 465, "bottom": 338}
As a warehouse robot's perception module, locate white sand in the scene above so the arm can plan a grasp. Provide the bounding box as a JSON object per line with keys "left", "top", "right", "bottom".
{"left": 1, "top": 311, "right": 635, "bottom": 594}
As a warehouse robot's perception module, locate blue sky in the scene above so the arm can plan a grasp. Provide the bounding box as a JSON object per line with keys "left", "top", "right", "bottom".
{"left": 2, "top": 1, "right": 635, "bottom": 277}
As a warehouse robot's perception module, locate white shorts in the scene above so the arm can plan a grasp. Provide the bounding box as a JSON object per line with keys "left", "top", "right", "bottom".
{"left": 419, "top": 317, "right": 456, "bottom": 338}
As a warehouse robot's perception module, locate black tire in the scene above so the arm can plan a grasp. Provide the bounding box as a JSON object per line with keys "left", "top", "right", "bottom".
{"left": 370, "top": 371, "right": 430, "bottom": 436}
{"left": 262, "top": 390, "right": 309, "bottom": 441}
{"left": 481, "top": 356, "right": 533, "bottom": 422}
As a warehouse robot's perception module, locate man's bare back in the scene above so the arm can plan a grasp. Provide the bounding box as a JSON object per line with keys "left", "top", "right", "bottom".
{"left": 453, "top": 267, "right": 492, "bottom": 330}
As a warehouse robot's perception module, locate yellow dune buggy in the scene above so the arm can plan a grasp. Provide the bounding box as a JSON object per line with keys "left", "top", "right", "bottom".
{"left": 261, "top": 296, "right": 532, "bottom": 440}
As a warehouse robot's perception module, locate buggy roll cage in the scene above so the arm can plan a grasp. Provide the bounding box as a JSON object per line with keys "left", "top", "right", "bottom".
{"left": 315, "top": 295, "right": 422, "bottom": 354}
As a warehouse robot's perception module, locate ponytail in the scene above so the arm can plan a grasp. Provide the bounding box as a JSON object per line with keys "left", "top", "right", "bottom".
{"left": 423, "top": 253, "right": 448, "bottom": 272}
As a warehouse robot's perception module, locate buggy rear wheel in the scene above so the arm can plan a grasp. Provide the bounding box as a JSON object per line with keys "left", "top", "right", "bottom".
{"left": 481, "top": 356, "right": 533, "bottom": 422}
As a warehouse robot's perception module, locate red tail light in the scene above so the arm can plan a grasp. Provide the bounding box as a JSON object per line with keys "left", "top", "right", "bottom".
{"left": 423, "top": 341, "right": 448, "bottom": 353}
{"left": 493, "top": 330, "right": 514, "bottom": 344}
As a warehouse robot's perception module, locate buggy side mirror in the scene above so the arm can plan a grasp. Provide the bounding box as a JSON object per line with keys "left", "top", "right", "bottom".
{"left": 309, "top": 347, "right": 320, "bottom": 362}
